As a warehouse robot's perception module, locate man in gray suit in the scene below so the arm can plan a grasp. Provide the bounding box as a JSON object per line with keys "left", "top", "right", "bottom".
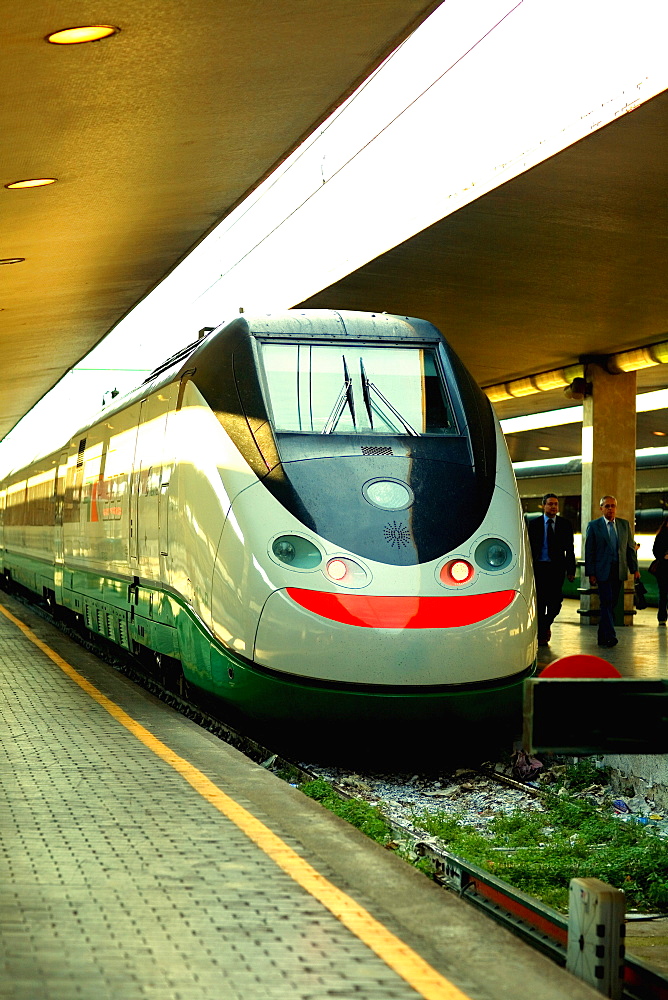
{"left": 584, "top": 495, "right": 639, "bottom": 648}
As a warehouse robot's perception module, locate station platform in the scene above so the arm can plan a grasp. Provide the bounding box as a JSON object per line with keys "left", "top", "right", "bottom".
{"left": 0, "top": 592, "right": 605, "bottom": 1000}
{"left": 538, "top": 597, "right": 668, "bottom": 677}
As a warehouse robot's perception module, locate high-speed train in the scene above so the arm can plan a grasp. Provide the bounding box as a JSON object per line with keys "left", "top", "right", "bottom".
{"left": 0, "top": 311, "right": 536, "bottom": 754}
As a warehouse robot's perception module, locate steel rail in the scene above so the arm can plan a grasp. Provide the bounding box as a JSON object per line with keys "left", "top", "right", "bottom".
{"left": 411, "top": 822, "right": 668, "bottom": 1000}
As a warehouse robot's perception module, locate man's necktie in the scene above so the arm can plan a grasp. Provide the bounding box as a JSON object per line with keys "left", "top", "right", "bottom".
{"left": 547, "top": 518, "right": 556, "bottom": 559}
{"left": 608, "top": 519, "right": 618, "bottom": 553}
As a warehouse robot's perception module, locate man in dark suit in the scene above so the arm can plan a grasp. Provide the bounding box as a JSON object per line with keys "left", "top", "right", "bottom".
{"left": 527, "top": 493, "right": 576, "bottom": 646}
{"left": 585, "top": 495, "right": 639, "bottom": 648}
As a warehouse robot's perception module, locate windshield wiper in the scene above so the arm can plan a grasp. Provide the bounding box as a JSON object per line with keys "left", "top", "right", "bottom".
{"left": 359, "top": 360, "right": 419, "bottom": 437}
{"left": 322, "top": 355, "right": 356, "bottom": 434}
{"left": 360, "top": 359, "right": 374, "bottom": 429}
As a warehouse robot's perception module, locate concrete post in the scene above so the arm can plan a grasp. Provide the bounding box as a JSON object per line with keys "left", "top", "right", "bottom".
{"left": 580, "top": 365, "right": 637, "bottom": 627}
{"left": 567, "top": 877, "right": 625, "bottom": 999}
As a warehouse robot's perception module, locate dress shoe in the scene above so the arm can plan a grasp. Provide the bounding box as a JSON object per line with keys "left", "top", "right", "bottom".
{"left": 598, "top": 638, "right": 618, "bottom": 648}
{"left": 659, "top": 621, "right": 667, "bottom": 627}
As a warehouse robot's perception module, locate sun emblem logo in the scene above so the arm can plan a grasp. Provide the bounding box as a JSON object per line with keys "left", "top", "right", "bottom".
{"left": 383, "top": 521, "right": 411, "bottom": 548}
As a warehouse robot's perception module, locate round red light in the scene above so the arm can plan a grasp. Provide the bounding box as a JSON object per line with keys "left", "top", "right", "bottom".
{"left": 327, "top": 559, "right": 348, "bottom": 582}
{"left": 451, "top": 561, "right": 471, "bottom": 581}
{"left": 440, "top": 559, "right": 474, "bottom": 585}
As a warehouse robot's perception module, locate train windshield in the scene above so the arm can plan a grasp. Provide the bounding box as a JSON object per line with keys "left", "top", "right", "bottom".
{"left": 259, "top": 343, "right": 455, "bottom": 436}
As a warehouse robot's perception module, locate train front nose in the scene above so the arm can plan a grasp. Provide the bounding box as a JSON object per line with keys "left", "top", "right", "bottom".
{"left": 253, "top": 585, "right": 535, "bottom": 686}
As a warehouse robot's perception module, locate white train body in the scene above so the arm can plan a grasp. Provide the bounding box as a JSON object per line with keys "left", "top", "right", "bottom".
{"left": 0, "top": 311, "right": 536, "bottom": 750}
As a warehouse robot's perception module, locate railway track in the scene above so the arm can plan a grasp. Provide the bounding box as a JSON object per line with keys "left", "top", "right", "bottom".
{"left": 415, "top": 837, "right": 668, "bottom": 1000}
{"left": 8, "top": 587, "right": 668, "bottom": 1000}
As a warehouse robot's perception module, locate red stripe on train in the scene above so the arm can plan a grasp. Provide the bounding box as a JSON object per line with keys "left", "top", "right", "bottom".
{"left": 286, "top": 589, "right": 517, "bottom": 628}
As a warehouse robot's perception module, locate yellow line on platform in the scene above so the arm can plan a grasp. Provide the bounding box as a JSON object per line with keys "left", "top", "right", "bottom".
{"left": 0, "top": 600, "right": 471, "bottom": 1000}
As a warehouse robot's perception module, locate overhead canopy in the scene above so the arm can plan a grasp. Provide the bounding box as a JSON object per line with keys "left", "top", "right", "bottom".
{"left": 301, "top": 88, "right": 668, "bottom": 420}
{"left": 0, "top": 0, "right": 439, "bottom": 440}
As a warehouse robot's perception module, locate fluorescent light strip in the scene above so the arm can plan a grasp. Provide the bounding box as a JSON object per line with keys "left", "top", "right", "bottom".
{"left": 637, "top": 388, "right": 668, "bottom": 412}
{"left": 512, "top": 455, "right": 580, "bottom": 470}
{"left": 500, "top": 406, "right": 582, "bottom": 434}
{"left": 501, "top": 387, "right": 668, "bottom": 434}
{"left": 513, "top": 445, "right": 668, "bottom": 472}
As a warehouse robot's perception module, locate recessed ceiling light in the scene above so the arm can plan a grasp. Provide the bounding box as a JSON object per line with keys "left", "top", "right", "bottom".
{"left": 652, "top": 430, "right": 667, "bottom": 437}
{"left": 0, "top": 258, "right": 25, "bottom": 265}
{"left": 5, "top": 178, "right": 57, "bottom": 190}
{"left": 46, "top": 25, "right": 120, "bottom": 45}
{"left": 538, "top": 445, "right": 551, "bottom": 451}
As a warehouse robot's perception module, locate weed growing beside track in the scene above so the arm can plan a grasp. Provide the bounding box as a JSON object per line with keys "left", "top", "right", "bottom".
{"left": 413, "top": 794, "right": 668, "bottom": 912}
{"left": 299, "top": 762, "right": 668, "bottom": 913}
{"left": 300, "top": 777, "right": 394, "bottom": 844}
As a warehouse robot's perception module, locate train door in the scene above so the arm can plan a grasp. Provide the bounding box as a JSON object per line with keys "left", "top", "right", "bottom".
{"left": 130, "top": 389, "right": 174, "bottom": 580}
{"left": 157, "top": 385, "right": 178, "bottom": 584}
{"left": 53, "top": 451, "right": 67, "bottom": 602}
{"left": 0, "top": 487, "right": 4, "bottom": 574}
{"left": 129, "top": 403, "right": 144, "bottom": 569}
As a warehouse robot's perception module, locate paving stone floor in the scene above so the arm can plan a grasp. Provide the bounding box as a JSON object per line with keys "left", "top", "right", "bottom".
{"left": 0, "top": 609, "right": 425, "bottom": 1000}
{"left": 0, "top": 596, "right": 609, "bottom": 1000}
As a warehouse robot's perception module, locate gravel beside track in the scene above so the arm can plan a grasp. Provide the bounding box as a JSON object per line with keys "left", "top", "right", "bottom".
{"left": 303, "top": 763, "right": 544, "bottom": 835}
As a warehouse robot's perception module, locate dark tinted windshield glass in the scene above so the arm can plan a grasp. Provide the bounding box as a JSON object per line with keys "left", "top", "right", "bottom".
{"left": 260, "top": 343, "right": 455, "bottom": 436}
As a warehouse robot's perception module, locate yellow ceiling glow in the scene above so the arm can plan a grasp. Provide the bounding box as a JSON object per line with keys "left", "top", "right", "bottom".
{"left": 508, "top": 378, "right": 539, "bottom": 398}
{"left": 46, "top": 25, "right": 119, "bottom": 45}
{"left": 483, "top": 386, "right": 513, "bottom": 403}
{"left": 5, "top": 178, "right": 57, "bottom": 190}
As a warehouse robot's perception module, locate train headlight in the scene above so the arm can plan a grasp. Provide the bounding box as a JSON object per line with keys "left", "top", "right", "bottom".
{"left": 362, "top": 479, "right": 414, "bottom": 510}
{"left": 325, "top": 556, "right": 369, "bottom": 588}
{"left": 271, "top": 535, "right": 322, "bottom": 569}
{"left": 439, "top": 559, "right": 474, "bottom": 585}
{"left": 475, "top": 538, "right": 512, "bottom": 571}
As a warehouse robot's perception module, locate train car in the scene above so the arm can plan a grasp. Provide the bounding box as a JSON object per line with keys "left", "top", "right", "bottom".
{"left": 0, "top": 311, "right": 536, "bottom": 756}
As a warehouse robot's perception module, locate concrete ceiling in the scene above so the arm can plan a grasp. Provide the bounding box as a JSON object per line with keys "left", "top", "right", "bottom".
{"left": 301, "top": 88, "right": 668, "bottom": 421}
{"left": 0, "top": 0, "right": 440, "bottom": 440}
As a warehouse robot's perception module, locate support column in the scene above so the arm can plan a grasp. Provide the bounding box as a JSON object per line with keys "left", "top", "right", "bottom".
{"left": 580, "top": 364, "right": 637, "bottom": 626}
